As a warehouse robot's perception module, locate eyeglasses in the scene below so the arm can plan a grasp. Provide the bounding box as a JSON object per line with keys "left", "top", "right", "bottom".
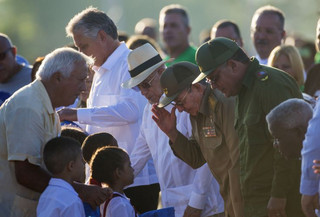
{"left": 137, "top": 72, "right": 158, "bottom": 90}
{"left": 0, "top": 47, "right": 12, "bottom": 61}
{"left": 171, "top": 86, "right": 191, "bottom": 107}
{"left": 206, "top": 62, "right": 226, "bottom": 86}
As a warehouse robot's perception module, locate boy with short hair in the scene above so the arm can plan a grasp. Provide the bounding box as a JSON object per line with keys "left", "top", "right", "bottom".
{"left": 37, "top": 136, "right": 86, "bottom": 217}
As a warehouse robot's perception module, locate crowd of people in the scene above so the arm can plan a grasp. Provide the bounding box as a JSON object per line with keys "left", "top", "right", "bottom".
{"left": 0, "top": 3, "right": 320, "bottom": 217}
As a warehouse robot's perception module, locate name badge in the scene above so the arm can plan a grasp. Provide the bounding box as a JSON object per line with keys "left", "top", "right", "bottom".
{"left": 203, "top": 126, "right": 216, "bottom": 137}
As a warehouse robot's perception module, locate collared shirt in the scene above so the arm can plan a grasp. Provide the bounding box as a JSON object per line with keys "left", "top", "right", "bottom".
{"left": 105, "top": 192, "right": 135, "bottom": 217}
{"left": 171, "top": 87, "right": 243, "bottom": 217}
{"left": 77, "top": 43, "right": 156, "bottom": 187}
{"left": 0, "top": 64, "right": 32, "bottom": 105}
{"left": 164, "top": 46, "right": 197, "bottom": 67}
{"left": 236, "top": 58, "right": 303, "bottom": 217}
{"left": 37, "top": 178, "right": 85, "bottom": 217}
{"left": 130, "top": 100, "right": 223, "bottom": 217}
{"left": 0, "top": 79, "right": 60, "bottom": 217}
{"left": 301, "top": 100, "right": 320, "bottom": 195}
{"left": 255, "top": 54, "right": 268, "bottom": 65}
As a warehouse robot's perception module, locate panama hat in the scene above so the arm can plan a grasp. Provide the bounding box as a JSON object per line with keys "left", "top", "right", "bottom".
{"left": 122, "top": 43, "right": 166, "bottom": 89}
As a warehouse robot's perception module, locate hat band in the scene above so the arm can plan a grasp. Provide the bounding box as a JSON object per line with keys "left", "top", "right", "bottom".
{"left": 129, "top": 55, "right": 162, "bottom": 77}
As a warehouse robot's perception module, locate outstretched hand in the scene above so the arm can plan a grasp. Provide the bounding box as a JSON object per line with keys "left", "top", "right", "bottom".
{"left": 57, "top": 108, "right": 78, "bottom": 122}
{"left": 151, "top": 104, "right": 179, "bottom": 142}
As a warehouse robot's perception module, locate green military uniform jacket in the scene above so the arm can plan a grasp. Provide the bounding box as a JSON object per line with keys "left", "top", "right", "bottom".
{"left": 170, "top": 86, "right": 243, "bottom": 217}
{"left": 236, "top": 58, "right": 303, "bottom": 217}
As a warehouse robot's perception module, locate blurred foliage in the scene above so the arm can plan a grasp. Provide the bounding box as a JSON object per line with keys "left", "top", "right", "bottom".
{"left": 0, "top": 0, "right": 319, "bottom": 63}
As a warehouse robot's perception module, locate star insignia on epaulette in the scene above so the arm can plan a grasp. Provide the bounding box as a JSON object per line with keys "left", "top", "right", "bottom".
{"left": 163, "top": 88, "right": 168, "bottom": 95}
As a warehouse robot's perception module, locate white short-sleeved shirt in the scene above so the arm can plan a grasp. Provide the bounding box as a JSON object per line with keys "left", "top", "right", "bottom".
{"left": 0, "top": 80, "right": 60, "bottom": 217}
{"left": 37, "top": 178, "right": 85, "bottom": 217}
{"left": 105, "top": 192, "right": 136, "bottom": 217}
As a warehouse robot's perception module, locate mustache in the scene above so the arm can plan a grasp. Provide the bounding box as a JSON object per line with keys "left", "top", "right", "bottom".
{"left": 256, "top": 39, "right": 268, "bottom": 45}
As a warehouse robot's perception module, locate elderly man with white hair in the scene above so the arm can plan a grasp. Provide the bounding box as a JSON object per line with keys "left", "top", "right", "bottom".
{"left": 266, "top": 98, "right": 313, "bottom": 217}
{"left": 0, "top": 47, "right": 110, "bottom": 217}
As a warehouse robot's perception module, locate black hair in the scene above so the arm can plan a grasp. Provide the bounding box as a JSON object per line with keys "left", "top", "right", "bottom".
{"left": 61, "top": 125, "right": 88, "bottom": 145}
{"left": 81, "top": 132, "right": 118, "bottom": 164}
{"left": 90, "top": 147, "right": 127, "bottom": 186}
{"left": 43, "top": 136, "right": 81, "bottom": 175}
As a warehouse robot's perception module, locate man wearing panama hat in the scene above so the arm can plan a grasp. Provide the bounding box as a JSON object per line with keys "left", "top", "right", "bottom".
{"left": 152, "top": 61, "right": 243, "bottom": 217}
{"left": 122, "top": 43, "right": 224, "bottom": 217}
{"left": 193, "top": 37, "right": 303, "bottom": 217}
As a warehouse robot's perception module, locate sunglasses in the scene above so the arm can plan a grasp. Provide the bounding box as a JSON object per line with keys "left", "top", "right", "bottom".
{"left": 171, "top": 86, "right": 191, "bottom": 107}
{"left": 0, "top": 48, "right": 12, "bottom": 61}
{"left": 137, "top": 72, "right": 158, "bottom": 90}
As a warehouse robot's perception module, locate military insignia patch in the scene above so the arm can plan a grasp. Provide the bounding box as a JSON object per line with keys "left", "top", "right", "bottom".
{"left": 256, "top": 71, "right": 269, "bottom": 81}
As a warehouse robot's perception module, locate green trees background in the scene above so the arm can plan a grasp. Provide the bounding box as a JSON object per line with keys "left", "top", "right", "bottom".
{"left": 0, "top": 0, "right": 319, "bottom": 63}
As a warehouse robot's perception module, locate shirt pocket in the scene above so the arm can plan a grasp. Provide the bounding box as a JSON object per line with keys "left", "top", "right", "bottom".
{"left": 244, "top": 114, "right": 263, "bottom": 145}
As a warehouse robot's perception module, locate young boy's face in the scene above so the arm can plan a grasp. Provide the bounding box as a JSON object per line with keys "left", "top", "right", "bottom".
{"left": 270, "top": 127, "right": 302, "bottom": 159}
{"left": 121, "top": 154, "right": 134, "bottom": 186}
{"left": 73, "top": 151, "right": 86, "bottom": 183}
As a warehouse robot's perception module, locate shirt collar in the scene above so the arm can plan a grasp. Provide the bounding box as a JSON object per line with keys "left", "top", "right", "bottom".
{"left": 34, "top": 79, "right": 55, "bottom": 114}
{"left": 198, "top": 85, "right": 216, "bottom": 116}
{"left": 93, "top": 42, "right": 128, "bottom": 74}
{"left": 241, "top": 57, "right": 260, "bottom": 89}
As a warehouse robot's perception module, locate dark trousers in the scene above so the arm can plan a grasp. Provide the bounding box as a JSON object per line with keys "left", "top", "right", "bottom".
{"left": 124, "top": 183, "right": 160, "bottom": 214}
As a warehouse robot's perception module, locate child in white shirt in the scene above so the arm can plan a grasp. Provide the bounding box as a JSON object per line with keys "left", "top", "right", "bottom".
{"left": 90, "top": 146, "right": 136, "bottom": 217}
{"left": 37, "top": 136, "right": 86, "bottom": 217}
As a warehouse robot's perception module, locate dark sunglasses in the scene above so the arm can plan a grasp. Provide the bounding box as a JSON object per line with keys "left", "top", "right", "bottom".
{"left": 0, "top": 48, "right": 12, "bottom": 61}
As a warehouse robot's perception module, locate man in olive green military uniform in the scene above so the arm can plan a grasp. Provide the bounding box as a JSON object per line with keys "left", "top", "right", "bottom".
{"left": 152, "top": 61, "right": 244, "bottom": 217}
{"left": 193, "top": 38, "right": 303, "bottom": 217}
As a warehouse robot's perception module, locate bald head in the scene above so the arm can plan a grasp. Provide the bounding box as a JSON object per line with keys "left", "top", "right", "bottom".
{"left": 0, "top": 33, "right": 19, "bottom": 83}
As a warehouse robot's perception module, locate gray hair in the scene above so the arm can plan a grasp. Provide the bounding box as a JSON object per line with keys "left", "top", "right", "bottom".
{"left": 66, "top": 6, "right": 118, "bottom": 39}
{"left": 0, "top": 33, "right": 13, "bottom": 47}
{"left": 266, "top": 98, "right": 313, "bottom": 131}
{"left": 36, "top": 47, "right": 93, "bottom": 80}
{"left": 253, "top": 5, "right": 285, "bottom": 30}
{"left": 159, "top": 4, "right": 189, "bottom": 27}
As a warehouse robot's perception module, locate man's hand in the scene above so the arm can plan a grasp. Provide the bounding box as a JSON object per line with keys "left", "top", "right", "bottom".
{"left": 301, "top": 194, "right": 319, "bottom": 217}
{"left": 57, "top": 108, "right": 78, "bottom": 122}
{"left": 74, "top": 182, "right": 113, "bottom": 208}
{"left": 267, "top": 197, "right": 287, "bottom": 217}
{"left": 151, "top": 104, "right": 179, "bottom": 142}
{"left": 183, "top": 205, "right": 202, "bottom": 217}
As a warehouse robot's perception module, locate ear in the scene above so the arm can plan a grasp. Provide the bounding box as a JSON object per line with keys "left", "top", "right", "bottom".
{"left": 67, "top": 160, "right": 75, "bottom": 172}
{"left": 281, "top": 30, "right": 286, "bottom": 41}
{"left": 12, "top": 46, "right": 17, "bottom": 56}
{"left": 51, "top": 71, "right": 63, "bottom": 83}
{"left": 186, "top": 26, "right": 191, "bottom": 35}
{"left": 97, "top": 30, "right": 108, "bottom": 43}
{"left": 114, "top": 167, "right": 122, "bottom": 178}
{"left": 227, "top": 59, "right": 237, "bottom": 70}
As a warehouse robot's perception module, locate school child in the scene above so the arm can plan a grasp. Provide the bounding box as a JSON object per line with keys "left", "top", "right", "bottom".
{"left": 37, "top": 136, "right": 85, "bottom": 217}
{"left": 91, "top": 147, "right": 137, "bottom": 217}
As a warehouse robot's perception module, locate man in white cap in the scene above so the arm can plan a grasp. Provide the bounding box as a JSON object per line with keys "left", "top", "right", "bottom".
{"left": 122, "top": 43, "right": 224, "bottom": 217}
